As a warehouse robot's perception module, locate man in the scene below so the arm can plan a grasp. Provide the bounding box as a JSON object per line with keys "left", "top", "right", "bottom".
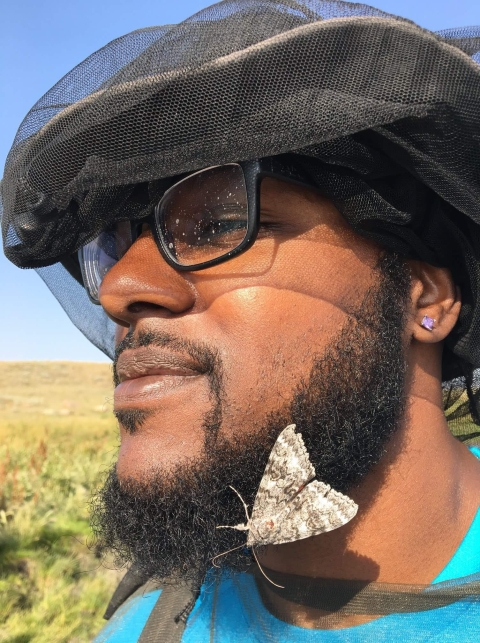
{"left": 2, "top": 0, "right": 480, "bottom": 640}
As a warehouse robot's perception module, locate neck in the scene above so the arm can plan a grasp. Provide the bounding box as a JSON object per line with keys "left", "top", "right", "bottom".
{"left": 259, "top": 345, "right": 480, "bottom": 586}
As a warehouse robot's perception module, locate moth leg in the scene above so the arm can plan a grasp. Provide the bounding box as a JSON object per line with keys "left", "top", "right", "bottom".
{"left": 211, "top": 542, "right": 246, "bottom": 567}
{"left": 252, "top": 546, "right": 284, "bottom": 588}
{"left": 216, "top": 523, "right": 249, "bottom": 530}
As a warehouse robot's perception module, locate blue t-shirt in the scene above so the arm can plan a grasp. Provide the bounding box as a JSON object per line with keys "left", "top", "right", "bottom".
{"left": 94, "top": 447, "right": 480, "bottom": 642}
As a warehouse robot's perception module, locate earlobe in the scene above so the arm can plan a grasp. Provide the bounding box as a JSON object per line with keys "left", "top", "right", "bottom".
{"left": 408, "top": 261, "right": 461, "bottom": 344}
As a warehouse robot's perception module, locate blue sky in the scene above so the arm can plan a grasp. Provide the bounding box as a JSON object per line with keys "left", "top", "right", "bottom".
{"left": 1, "top": 0, "right": 479, "bottom": 361}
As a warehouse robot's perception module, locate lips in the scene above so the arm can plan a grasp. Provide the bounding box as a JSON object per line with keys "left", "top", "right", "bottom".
{"left": 114, "top": 347, "right": 205, "bottom": 407}
{"left": 116, "top": 346, "right": 204, "bottom": 382}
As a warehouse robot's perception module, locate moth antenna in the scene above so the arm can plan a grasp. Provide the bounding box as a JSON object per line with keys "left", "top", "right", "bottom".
{"left": 252, "top": 546, "right": 285, "bottom": 589}
{"left": 228, "top": 485, "right": 250, "bottom": 523}
{"left": 211, "top": 542, "right": 246, "bottom": 567}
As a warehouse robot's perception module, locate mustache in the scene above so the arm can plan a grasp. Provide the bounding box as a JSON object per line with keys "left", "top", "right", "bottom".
{"left": 113, "top": 329, "right": 222, "bottom": 387}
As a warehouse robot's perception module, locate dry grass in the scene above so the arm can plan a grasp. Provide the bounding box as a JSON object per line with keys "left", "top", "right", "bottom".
{"left": 0, "top": 361, "right": 123, "bottom": 643}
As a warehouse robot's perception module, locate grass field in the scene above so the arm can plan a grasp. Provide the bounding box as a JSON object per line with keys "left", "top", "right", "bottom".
{"left": 0, "top": 361, "right": 122, "bottom": 643}
{"left": 1, "top": 361, "right": 478, "bottom": 642}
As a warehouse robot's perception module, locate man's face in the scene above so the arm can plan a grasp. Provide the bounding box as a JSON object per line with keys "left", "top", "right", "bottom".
{"left": 94, "top": 175, "right": 411, "bottom": 581}
{"left": 102, "top": 178, "right": 388, "bottom": 479}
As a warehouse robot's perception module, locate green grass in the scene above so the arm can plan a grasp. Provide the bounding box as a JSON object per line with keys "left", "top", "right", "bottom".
{"left": 0, "top": 361, "right": 122, "bottom": 643}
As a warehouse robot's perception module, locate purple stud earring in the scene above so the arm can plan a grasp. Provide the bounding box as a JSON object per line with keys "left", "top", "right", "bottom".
{"left": 421, "top": 315, "right": 436, "bottom": 331}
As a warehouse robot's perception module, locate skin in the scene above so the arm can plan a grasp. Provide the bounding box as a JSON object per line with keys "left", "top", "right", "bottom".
{"left": 99, "top": 177, "right": 480, "bottom": 627}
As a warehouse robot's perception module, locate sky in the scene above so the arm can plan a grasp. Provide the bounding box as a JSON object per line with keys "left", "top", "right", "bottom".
{"left": 1, "top": 0, "right": 479, "bottom": 361}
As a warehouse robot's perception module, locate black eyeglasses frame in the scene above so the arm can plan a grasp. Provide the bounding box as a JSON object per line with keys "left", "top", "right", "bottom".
{"left": 78, "top": 157, "right": 317, "bottom": 304}
{"left": 150, "top": 157, "right": 317, "bottom": 272}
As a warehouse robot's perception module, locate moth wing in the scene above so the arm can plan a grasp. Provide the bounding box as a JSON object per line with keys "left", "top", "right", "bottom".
{"left": 250, "top": 424, "right": 315, "bottom": 524}
{"left": 260, "top": 480, "right": 358, "bottom": 546}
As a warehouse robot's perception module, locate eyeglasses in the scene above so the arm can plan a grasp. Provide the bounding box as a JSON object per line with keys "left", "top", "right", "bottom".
{"left": 79, "top": 158, "right": 316, "bottom": 304}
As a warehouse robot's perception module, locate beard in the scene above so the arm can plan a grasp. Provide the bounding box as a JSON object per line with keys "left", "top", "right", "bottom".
{"left": 91, "top": 252, "right": 411, "bottom": 585}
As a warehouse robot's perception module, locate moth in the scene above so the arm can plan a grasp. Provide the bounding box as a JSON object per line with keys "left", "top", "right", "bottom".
{"left": 215, "top": 424, "right": 358, "bottom": 584}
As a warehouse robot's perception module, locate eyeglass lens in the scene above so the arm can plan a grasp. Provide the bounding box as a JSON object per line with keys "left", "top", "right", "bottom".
{"left": 156, "top": 163, "right": 248, "bottom": 266}
{"left": 80, "top": 164, "right": 249, "bottom": 302}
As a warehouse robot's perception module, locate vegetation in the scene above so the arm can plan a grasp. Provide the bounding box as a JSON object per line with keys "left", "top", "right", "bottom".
{"left": 0, "top": 361, "right": 122, "bottom": 643}
{"left": 1, "top": 361, "right": 477, "bottom": 643}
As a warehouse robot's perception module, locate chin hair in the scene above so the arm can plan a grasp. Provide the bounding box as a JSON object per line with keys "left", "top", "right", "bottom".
{"left": 114, "top": 409, "right": 151, "bottom": 434}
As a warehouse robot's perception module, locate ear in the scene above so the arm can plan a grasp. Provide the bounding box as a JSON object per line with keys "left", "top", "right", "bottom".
{"left": 407, "top": 260, "right": 461, "bottom": 344}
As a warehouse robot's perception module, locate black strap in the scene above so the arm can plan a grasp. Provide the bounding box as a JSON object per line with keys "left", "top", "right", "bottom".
{"left": 104, "top": 566, "right": 199, "bottom": 642}
{"left": 256, "top": 568, "right": 480, "bottom": 615}
{"left": 104, "top": 564, "right": 150, "bottom": 620}
{"left": 137, "top": 583, "right": 199, "bottom": 643}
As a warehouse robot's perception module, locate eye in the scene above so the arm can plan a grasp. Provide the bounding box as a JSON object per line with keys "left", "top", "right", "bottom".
{"left": 189, "top": 205, "right": 248, "bottom": 246}
{"left": 257, "top": 211, "right": 292, "bottom": 236}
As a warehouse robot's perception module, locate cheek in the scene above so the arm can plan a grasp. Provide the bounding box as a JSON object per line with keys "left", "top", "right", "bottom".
{"left": 199, "top": 233, "right": 378, "bottom": 319}
{"left": 198, "top": 241, "right": 377, "bottom": 436}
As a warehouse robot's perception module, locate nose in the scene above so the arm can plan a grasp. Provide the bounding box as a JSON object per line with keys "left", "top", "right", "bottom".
{"left": 98, "top": 230, "right": 196, "bottom": 327}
